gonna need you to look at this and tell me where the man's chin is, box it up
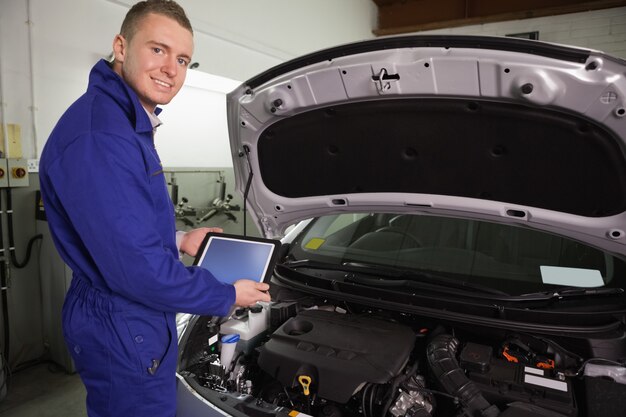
[154,94,176,106]
[142,96,173,111]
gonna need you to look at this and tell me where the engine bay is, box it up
[178,295,626,417]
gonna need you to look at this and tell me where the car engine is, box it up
[178,300,625,417]
[259,309,415,404]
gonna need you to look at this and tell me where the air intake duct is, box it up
[426,334,499,417]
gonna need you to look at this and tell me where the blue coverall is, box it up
[39,59,236,417]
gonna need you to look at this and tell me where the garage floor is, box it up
[0,363,86,416]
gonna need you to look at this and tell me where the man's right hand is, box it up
[233,280,271,307]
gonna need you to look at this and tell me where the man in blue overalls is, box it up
[39,1,270,416]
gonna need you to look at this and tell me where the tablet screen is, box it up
[193,233,280,285]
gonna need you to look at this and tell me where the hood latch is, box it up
[372,68,400,94]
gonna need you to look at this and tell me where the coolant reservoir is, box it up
[219,303,270,353]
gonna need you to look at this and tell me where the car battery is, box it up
[460,343,577,417]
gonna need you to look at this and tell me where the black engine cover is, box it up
[258,310,415,403]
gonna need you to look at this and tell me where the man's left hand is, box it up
[180,227,223,256]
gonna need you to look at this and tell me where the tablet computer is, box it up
[193,232,281,285]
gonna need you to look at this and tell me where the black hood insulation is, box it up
[257,98,626,217]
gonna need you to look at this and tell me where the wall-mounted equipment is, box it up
[7,159,28,187]
[0,158,30,188]
[0,159,8,188]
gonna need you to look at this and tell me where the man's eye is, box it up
[178,58,189,66]
[153,47,162,54]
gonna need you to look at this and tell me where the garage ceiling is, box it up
[373,0,626,35]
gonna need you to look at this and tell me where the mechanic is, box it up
[38,1,270,416]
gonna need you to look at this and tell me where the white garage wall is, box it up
[155,70,240,168]
[416,6,626,58]
[168,0,379,79]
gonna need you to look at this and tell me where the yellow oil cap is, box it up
[297,375,312,396]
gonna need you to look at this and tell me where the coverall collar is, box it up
[144,108,163,131]
[89,59,162,135]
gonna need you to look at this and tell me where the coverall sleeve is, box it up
[46,132,236,315]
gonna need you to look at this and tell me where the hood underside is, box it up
[257,98,626,217]
[226,35,626,254]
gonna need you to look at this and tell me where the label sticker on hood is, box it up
[304,238,325,250]
[540,266,604,287]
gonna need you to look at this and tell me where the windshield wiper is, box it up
[282,259,509,296]
[282,260,624,302]
[517,286,624,301]
[343,261,512,296]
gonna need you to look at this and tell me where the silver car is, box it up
[177,35,626,417]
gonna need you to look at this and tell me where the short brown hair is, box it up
[120,0,193,41]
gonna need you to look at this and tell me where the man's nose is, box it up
[162,56,178,77]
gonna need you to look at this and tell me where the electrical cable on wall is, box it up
[5,190,42,269]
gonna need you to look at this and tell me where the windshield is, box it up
[286,213,626,296]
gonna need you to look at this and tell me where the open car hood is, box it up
[227,35,626,254]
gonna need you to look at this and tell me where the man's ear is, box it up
[112,34,126,63]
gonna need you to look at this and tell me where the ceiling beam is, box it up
[373,0,626,36]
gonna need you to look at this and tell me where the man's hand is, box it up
[180,227,223,257]
[233,280,271,307]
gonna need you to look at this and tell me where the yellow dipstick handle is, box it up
[298,375,312,396]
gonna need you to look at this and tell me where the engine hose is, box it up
[361,383,372,417]
[426,334,500,417]
[6,189,42,268]
[366,383,377,417]
[381,377,402,417]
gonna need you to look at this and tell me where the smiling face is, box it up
[111,12,193,111]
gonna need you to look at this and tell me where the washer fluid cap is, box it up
[222,334,240,344]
